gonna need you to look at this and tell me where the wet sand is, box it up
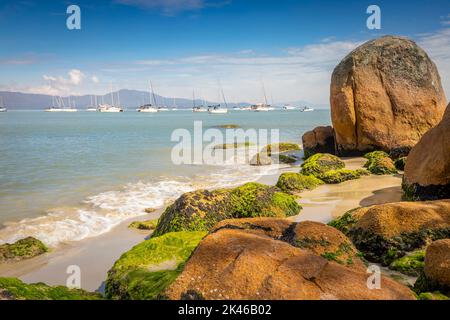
[0,157,404,292]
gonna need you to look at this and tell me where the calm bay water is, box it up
[0,109,330,246]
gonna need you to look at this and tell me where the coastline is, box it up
[0,157,404,292]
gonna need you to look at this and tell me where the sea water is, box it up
[0,109,330,246]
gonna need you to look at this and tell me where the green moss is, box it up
[320,242,355,265]
[264,142,301,155]
[394,157,406,171]
[276,172,323,193]
[363,151,397,175]
[418,292,449,300]
[0,237,48,262]
[319,168,369,184]
[128,219,159,230]
[389,250,425,276]
[0,277,102,300]
[327,209,360,235]
[105,231,206,300]
[301,153,345,177]
[278,154,297,164]
[213,142,253,149]
[295,237,331,249]
[153,182,301,237]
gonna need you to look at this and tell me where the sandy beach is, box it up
[0,157,404,292]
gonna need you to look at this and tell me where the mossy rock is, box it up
[319,168,369,184]
[0,277,102,300]
[263,142,301,155]
[0,237,48,262]
[249,152,272,166]
[417,291,449,300]
[276,172,323,193]
[363,151,397,175]
[389,250,425,276]
[213,142,253,149]
[301,153,345,177]
[394,157,406,171]
[153,182,301,237]
[213,124,241,129]
[128,219,159,230]
[278,154,298,164]
[414,271,450,296]
[327,209,361,235]
[105,231,206,300]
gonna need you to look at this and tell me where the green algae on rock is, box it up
[278,154,298,164]
[417,291,449,300]
[0,277,102,300]
[263,142,301,155]
[0,237,48,263]
[394,157,407,171]
[389,250,425,276]
[128,219,159,230]
[276,172,323,193]
[319,168,369,184]
[301,153,345,177]
[105,231,206,300]
[153,182,301,237]
[363,151,398,175]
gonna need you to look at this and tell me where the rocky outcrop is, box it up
[0,237,48,263]
[128,219,158,230]
[105,231,206,300]
[414,239,450,295]
[302,126,335,158]
[249,152,272,166]
[0,277,102,300]
[330,36,446,156]
[152,182,301,237]
[276,172,323,193]
[328,200,450,265]
[164,218,415,300]
[403,103,450,200]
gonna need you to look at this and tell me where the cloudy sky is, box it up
[0,0,449,105]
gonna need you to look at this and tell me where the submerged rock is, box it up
[302,126,335,158]
[249,152,272,166]
[105,231,206,300]
[0,277,102,300]
[0,237,48,263]
[330,36,446,156]
[263,142,301,154]
[164,218,414,300]
[363,151,397,175]
[328,200,450,265]
[403,103,450,201]
[128,219,159,231]
[152,182,301,237]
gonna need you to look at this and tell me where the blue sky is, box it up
[0,0,449,104]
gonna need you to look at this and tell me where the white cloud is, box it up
[38,69,87,96]
[91,75,99,83]
[115,0,224,15]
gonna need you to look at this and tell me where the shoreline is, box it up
[0,157,404,292]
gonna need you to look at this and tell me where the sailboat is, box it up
[208,84,228,114]
[301,106,314,112]
[98,84,123,112]
[0,96,7,112]
[252,82,272,112]
[192,90,207,112]
[283,104,296,110]
[45,96,64,112]
[137,83,158,113]
[86,95,98,112]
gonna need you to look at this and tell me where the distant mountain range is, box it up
[0,89,328,110]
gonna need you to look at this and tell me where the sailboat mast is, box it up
[110,82,115,106]
[150,82,157,107]
[192,90,196,108]
[262,82,268,105]
[220,83,228,108]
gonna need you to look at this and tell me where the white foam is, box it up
[0,158,285,247]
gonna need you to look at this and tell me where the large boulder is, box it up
[329,200,450,265]
[403,103,450,200]
[164,218,414,300]
[330,36,446,156]
[302,126,335,158]
[152,182,301,237]
[414,239,450,294]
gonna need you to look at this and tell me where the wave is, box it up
[0,158,283,247]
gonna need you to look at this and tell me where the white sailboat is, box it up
[192,90,207,112]
[301,106,314,112]
[0,96,7,112]
[45,96,64,112]
[63,96,78,112]
[283,104,296,110]
[137,83,158,113]
[86,95,98,112]
[98,84,123,112]
[252,82,273,112]
[208,84,228,114]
